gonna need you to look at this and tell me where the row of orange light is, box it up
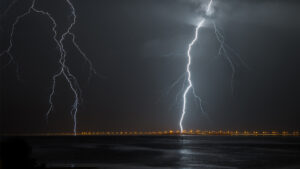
[2,130,299,136]
[76,130,300,136]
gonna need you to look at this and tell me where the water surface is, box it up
[22,136,300,168]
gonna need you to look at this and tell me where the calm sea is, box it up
[15,136,300,168]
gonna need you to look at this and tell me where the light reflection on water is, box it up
[24,136,300,169]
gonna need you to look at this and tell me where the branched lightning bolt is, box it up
[179,0,212,133]
[180,19,205,133]
[213,21,249,93]
[1,0,96,135]
[213,22,236,92]
[179,0,247,132]
[0,0,34,75]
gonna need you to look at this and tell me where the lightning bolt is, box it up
[179,0,248,132]
[1,0,96,135]
[179,0,213,133]
[213,21,249,93]
[179,19,205,133]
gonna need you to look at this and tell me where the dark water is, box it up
[18,136,300,168]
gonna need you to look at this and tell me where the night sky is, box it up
[1,0,300,133]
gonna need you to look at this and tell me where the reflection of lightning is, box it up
[1,0,96,135]
[179,0,212,133]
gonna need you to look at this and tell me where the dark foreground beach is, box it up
[1,136,300,169]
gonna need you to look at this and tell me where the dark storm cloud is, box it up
[142,0,300,58]
[215,0,300,29]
